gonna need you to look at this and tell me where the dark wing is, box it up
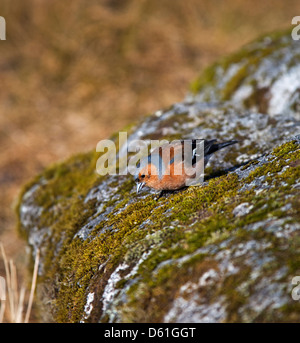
[150,139,237,168]
[204,139,218,156]
[205,140,238,155]
[190,139,216,165]
[192,139,238,165]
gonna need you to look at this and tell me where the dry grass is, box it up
[0,243,39,323]
[0,0,299,321]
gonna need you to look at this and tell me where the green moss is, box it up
[245,141,300,185]
[272,140,299,158]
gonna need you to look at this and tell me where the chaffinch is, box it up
[134,139,238,195]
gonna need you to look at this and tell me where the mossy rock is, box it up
[17,31,300,323]
[189,30,300,119]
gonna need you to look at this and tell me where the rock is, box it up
[232,203,254,217]
[17,31,300,323]
[188,31,300,120]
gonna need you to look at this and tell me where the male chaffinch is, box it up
[134,139,238,195]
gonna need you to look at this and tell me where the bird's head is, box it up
[134,162,160,193]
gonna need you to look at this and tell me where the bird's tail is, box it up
[208,140,238,155]
[216,140,238,150]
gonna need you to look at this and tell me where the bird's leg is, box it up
[154,190,166,201]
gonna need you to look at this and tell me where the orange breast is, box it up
[146,163,190,190]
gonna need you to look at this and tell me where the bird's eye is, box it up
[141,174,145,179]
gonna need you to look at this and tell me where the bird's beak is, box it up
[136,182,145,194]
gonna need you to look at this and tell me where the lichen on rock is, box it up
[17,31,300,323]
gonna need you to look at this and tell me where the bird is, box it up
[134,139,238,196]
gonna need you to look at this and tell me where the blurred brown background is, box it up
[0,0,299,319]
